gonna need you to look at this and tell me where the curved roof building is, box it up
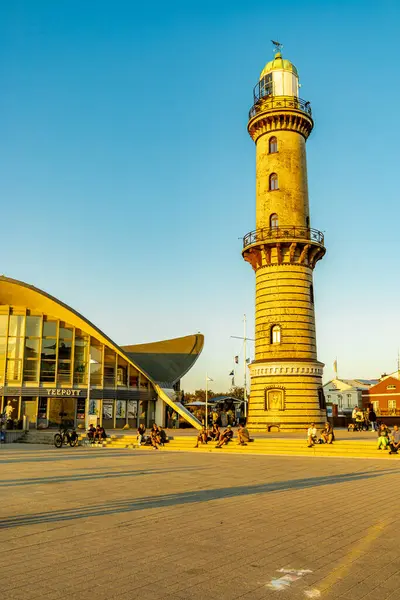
[0,276,203,430]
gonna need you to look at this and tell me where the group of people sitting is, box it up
[87,424,107,444]
[376,423,400,454]
[307,422,335,447]
[195,423,251,448]
[137,423,168,449]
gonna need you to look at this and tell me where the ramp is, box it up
[156,387,202,430]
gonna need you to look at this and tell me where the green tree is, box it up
[229,386,245,401]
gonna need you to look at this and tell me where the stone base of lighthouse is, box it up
[247,360,326,432]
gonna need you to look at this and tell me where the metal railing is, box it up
[243,226,324,249]
[249,95,312,120]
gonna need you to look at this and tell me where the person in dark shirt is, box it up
[87,424,96,443]
[216,425,233,448]
[210,423,220,442]
[93,426,102,444]
[368,408,377,431]
[389,425,400,455]
[159,428,168,446]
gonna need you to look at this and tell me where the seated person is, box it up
[307,423,318,447]
[137,424,146,446]
[377,423,391,450]
[209,423,220,441]
[389,425,400,455]
[150,424,161,449]
[216,425,233,448]
[320,422,334,444]
[93,426,102,444]
[87,424,96,443]
[237,423,250,445]
[159,427,168,446]
[99,426,107,441]
[194,426,209,448]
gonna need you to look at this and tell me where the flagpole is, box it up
[205,373,208,429]
[243,314,247,420]
[86,352,91,430]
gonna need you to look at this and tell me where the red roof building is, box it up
[362,376,400,417]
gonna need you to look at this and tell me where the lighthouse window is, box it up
[310,285,314,304]
[270,213,279,228]
[269,173,278,191]
[269,137,278,154]
[270,325,281,344]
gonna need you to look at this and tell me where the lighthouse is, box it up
[243,46,326,431]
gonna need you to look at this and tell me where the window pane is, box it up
[74,336,88,385]
[25,338,40,359]
[58,361,71,383]
[7,359,22,382]
[0,315,8,336]
[90,339,102,364]
[40,360,56,383]
[8,315,25,337]
[43,320,57,338]
[90,361,102,385]
[24,360,39,382]
[104,348,115,386]
[7,338,24,359]
[0,337,6,358]
[117,366,127,385]
[41,339,57,359]
[59,324,73,339]
[26,316,42,338]
[58,340,72,361]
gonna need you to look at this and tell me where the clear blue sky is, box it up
[1,0,399,393]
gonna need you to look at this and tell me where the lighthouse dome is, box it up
[257,52,299,98]
[260,52,298,79]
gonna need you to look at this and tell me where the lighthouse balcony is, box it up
[243,226,324,250]
[249,95,312,120]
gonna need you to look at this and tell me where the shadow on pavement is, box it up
[1,468,398,529]
[0,466,205,487]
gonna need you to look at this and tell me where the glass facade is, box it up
[0,307,156,429]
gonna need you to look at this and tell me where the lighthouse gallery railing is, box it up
[243,226,324,249]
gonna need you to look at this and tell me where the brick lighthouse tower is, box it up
[242,45,326,431]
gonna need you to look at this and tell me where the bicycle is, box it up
[54,427,78,448]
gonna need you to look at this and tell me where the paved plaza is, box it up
[1,445,400,599]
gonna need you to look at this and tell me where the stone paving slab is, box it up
[0,445,399,599]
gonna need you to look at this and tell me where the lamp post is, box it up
[85,355,98,429]
[205,375,213,429]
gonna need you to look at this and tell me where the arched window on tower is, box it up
[310,285,314,304]
[269,173,278,191]
[269,136,278,154]
[270,325,281,344]
[270,213,279,228]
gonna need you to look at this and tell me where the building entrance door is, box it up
[48,397,76,428]
[21,398,37,428]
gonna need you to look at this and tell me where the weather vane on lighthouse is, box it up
[271,40,283,53]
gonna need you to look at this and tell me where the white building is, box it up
[323,378,378,412]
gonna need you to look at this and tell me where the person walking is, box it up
[352,406,358,428]
[368,407,377,431]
